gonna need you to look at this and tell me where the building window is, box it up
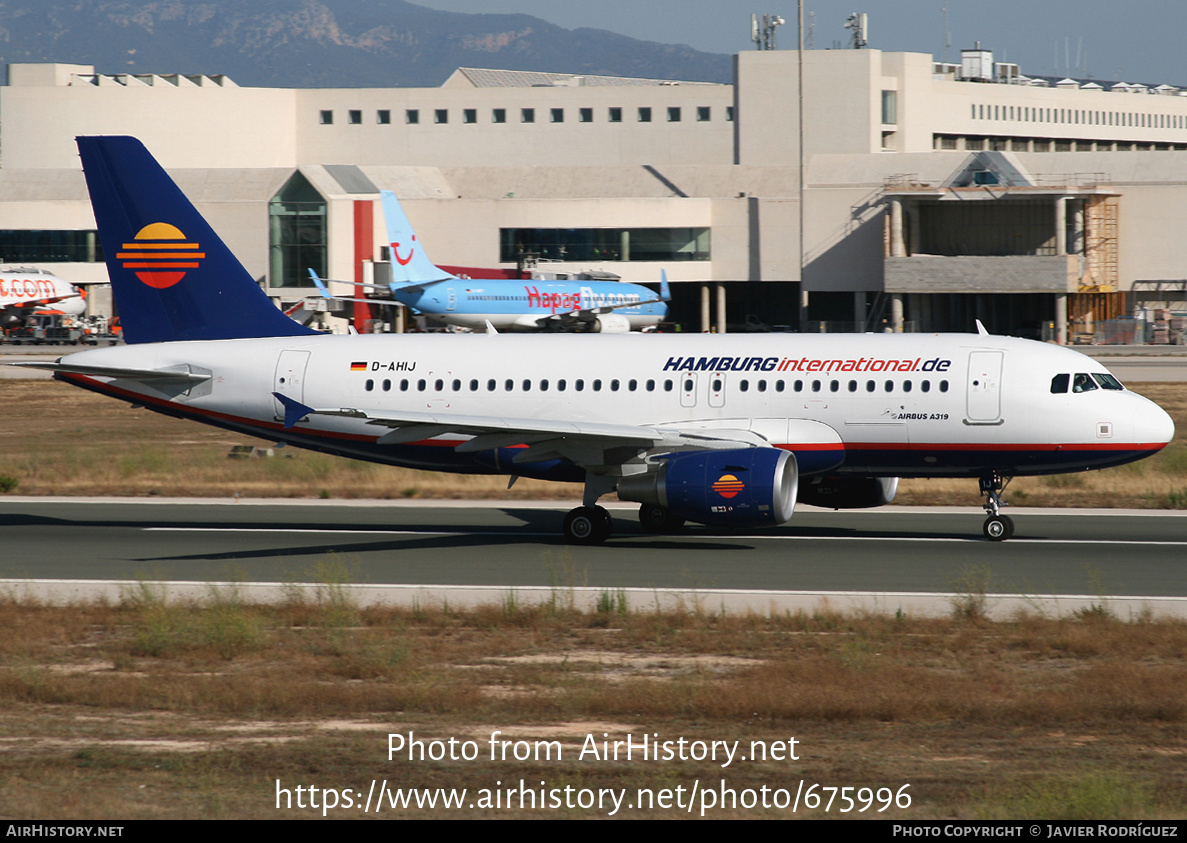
[501,227,710,263]
[268,171,326,288]
[725,106,735,121]
[608,107,622,123]
[492,108,506,124]
[319,110,333,125]
[667,107,681,122]
[881,90,897,125]
[579,107,593,123]
[463,108,477,124]
[521,108,535,123]
[551,108,564,123]
[406,109,419,124]
[348,109,362,125]
[638,107,652,122]
[0,230,103,263]
[697,106,711,122]
[377,110,391,124]
[434,109,448,124]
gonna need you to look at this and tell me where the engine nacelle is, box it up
[797,476,899,509]
[591,313,631,333]
[617,448,798,527]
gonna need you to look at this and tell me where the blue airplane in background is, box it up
[312,190,670,333]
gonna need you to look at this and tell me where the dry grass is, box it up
[0,590,1184,819]
[0,380,1184,506]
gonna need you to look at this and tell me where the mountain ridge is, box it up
[0,0,732,87]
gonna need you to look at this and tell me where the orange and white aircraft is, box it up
[0,269,85,329]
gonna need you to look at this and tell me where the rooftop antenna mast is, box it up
[942,3,950,63]
[751,13,785,50]
[845,12,868,49]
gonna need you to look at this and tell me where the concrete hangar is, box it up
[2,44,1187,341]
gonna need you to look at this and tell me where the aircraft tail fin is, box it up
[381,190,456,286]
[76,135,317,344]
[660,270,671,302]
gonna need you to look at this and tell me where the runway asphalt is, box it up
[2,498,1184,618]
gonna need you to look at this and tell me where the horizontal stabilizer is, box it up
[7,361,211,384]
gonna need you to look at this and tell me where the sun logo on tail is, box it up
[117,222,205,289]
[713,474,745,499]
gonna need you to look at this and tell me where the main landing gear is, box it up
[562,505,613,545]
[979,471,1014,542]
[638,504,686,534]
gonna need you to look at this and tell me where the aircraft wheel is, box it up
[983,515,1014,542]
[638,504,685,533]
[563,506,611,545]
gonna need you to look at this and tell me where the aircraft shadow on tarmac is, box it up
[0,508,970,567]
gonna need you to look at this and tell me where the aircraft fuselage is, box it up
[53,332,1174,482]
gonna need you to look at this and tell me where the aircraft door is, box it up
[273,349,311,419]
[446,287,457,312]
[966,351,1003,423]
[680,372,697,408]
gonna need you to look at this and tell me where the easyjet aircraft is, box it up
[310,190,670,333]
[17,137,1176,544]
[0,269,85,329]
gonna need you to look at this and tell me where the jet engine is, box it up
[797,476,899,509]
[617,447,797,527]
[590,313,631,333]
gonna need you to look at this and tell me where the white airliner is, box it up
[0,269,85,330]
[16,137,1176,544]
[310,190,670,333]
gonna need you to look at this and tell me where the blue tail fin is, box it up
[381,190,455,286]
[77,136,317,344]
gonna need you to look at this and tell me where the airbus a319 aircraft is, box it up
[312,190,670,333]
[18,137,1176,544]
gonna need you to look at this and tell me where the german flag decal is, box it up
[712,474,745,499]
[350,361,367,372]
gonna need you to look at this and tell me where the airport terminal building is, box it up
[2,45,1187,340]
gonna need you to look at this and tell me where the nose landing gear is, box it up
[979,471,1014,541]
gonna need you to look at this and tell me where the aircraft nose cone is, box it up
[1139,401,1176,447]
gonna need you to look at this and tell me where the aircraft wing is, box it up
[536,271,671,329]
[308,269,439,304]
[272,392,766,469]
[8,361,211,384]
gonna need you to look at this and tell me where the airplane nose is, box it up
[1138,400,1176,448]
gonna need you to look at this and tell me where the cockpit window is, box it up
[1050,373,1069,394]
[1071,373,1098,393]
[1093,373,1124,391]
